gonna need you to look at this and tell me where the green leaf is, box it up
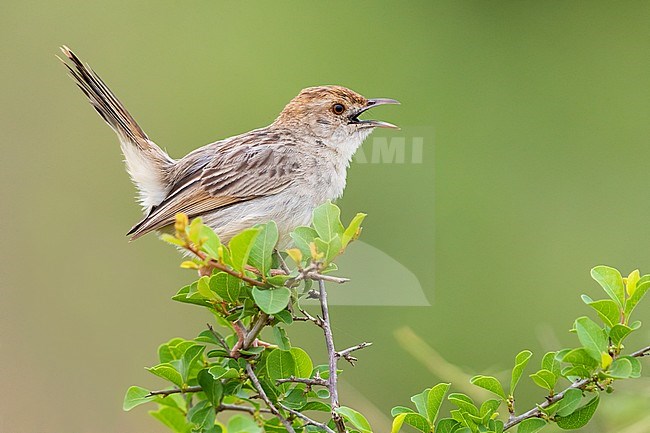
[300,401,331,412]
[197,276,218,300]
[590,266,625,308]
[480,399,501,419]
[541,351,561,377]
[583,298,621,328]
[341,213,367,248]
[410,388,430,418]
[274,309,293,325]
[207,366,240,380]
[529,369,557,391]
[209,272,242,303]
[312,202,345,242]
[435,419,461,433]
[314,235,343,263]
[619,355,642,378]
[624,277,650,318]
[266,348,296,381]
[228,227,262,271]
[392,413,430,433]
[248,221,278,275]
[447,393,479,416]
[556,395,599,430]
[199,225,221,259]
[272,326,291,350]
[252,287,291,314]
[517,418,546,433]
[149,406,193,433]
[123,386,155,411]
[180,344,205,383]
[227,414,263,433]
[147,363,184,388]
[470,375,506,399]
[561,365,593,379]
[158,338,194,363]
[391,406,416,416]
[609,324,634,345]
[195,329,226,347]
[188,400,216,431]
[510,350,532,395]
[336,406,372,433]
[290,226,318,257]
[426,383,451,424]
[197,369,223,406]
[172,284,212,307]
[290,347,313,378]
[561,348,598,368]
[607,357,633,378]
[574,316,607,362]
[554,388,583,417]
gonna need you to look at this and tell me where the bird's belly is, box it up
[200,192,316,247]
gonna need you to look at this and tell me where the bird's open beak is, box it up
[349,98,400,129]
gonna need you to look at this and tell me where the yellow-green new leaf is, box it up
[342,212,367,248]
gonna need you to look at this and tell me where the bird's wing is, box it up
[127,140,301,239]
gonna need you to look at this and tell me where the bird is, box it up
[60,46,399,245]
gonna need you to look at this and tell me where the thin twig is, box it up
[275,249,291,274]
[318,279,346,433]
[307,273,350,284]
[279,403,337,433]
[630,345,650,358]
[276,376,329,387]
[218,403,272,414]
[245,363,296,433]
[503,343,650,430]
[336,342,372,366]
[187,245,267,287]
[207,323,229,350]
[294,308,323,327]
[147,385,203,397]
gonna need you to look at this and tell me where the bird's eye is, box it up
[332,103,345,115]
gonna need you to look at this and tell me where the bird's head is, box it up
[274,86,399,151]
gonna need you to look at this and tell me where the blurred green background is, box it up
[1,1,649,432]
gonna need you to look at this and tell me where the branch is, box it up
[318,279,346,433]
[245,363,296,433]
[503,344,650,430]
[147,386,202,397]
[218,403,272,414]
[630,345,650,358]
[276,375,329,387]
[187,244,267,287]
[243,313,270,348]
[279,402,337,433]
[336,342,372,366]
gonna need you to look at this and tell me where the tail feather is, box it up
[60,46,174,209]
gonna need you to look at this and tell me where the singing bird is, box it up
[60,47,399,244]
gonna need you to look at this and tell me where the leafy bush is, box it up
[122,203,649,433]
